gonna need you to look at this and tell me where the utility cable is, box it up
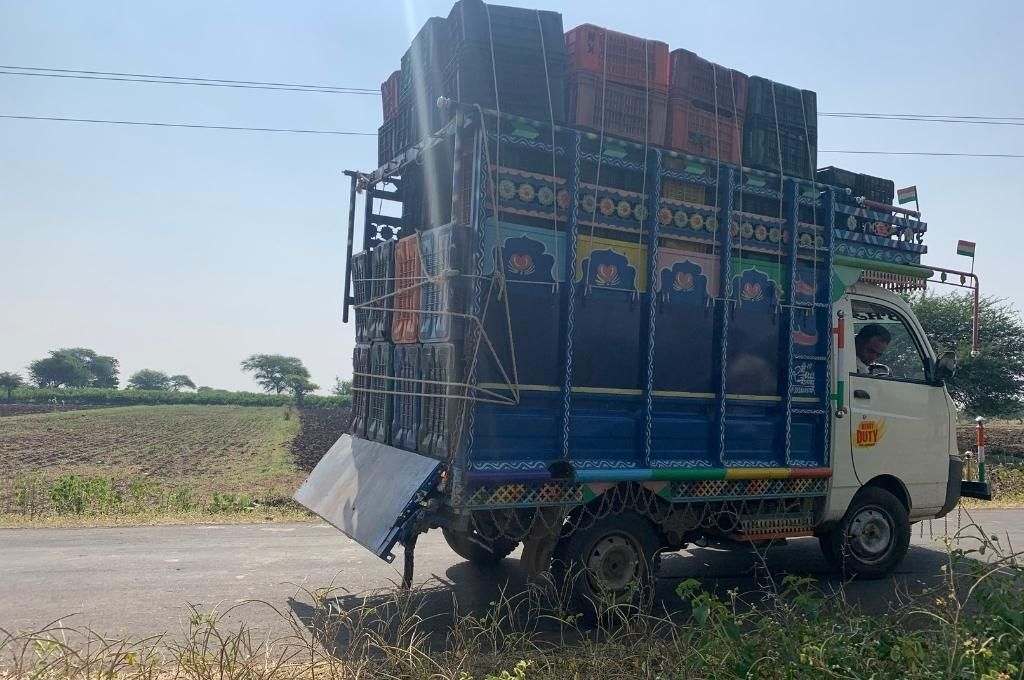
[3,114,1023,157]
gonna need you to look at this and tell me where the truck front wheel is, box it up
[821,487,910,579]
[442,527,517,567]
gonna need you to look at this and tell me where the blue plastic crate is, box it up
[419,223,475,343]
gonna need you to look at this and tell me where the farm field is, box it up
[0,404,351,525]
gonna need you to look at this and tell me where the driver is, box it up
[855,324,891,374]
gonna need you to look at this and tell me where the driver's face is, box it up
[857,337,889,365]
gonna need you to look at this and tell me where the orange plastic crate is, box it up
[391,233,421,344]
[565,24,669,91]
[666,99,743,166]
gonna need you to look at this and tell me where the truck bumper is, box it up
[937,456,964,518]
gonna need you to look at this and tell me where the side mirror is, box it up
[934,351,958,383]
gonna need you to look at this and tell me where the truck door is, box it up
[846,297,949,513]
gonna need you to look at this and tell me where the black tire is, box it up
[442,527,517,567]
[551,512,661,621]
[823,487,910,579]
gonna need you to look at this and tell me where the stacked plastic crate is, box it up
[381,0,568,167]
[350,250,372,436]
[666,49,747,167]
[742,76,818,179]
[417,224,475,458]
[565,24,669,146]
[366,241,395,443]
[378,70,401,166]
[816,166,896,231]
[390,234,421,451]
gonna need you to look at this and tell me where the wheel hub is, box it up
[847,507,893,563]
[587,534,640,593]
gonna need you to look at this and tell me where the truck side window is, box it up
[851,300,927,382]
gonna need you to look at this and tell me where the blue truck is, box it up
[297,3,990,610]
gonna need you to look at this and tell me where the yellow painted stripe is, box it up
[726,394,783,402]
[792,396,820,403]
[725,468,793,480]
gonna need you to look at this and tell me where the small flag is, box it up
[957,240,976,258]
[897,186,918,204]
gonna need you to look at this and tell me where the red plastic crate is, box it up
[667,99,743,165]
[565,24,669,91]
[392,234,421,344]
[381,70,401,121]
[669,49,748,114]
[568,70,667,146]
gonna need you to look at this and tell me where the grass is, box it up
[1,521,1022,679]
[0,405,313,526]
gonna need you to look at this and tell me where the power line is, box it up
[4,113,1022,158]
[821,111,1024,121]
[0,67,378,95]
[820,149,1024,158]
[0,114,377,136]
[7,66,1024,128]
[820,112,1024,127]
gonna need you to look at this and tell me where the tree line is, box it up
[1,350,351,407]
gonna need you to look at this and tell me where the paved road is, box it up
[2,508,1019,641]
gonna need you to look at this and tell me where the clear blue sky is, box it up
[2,1,1022,392]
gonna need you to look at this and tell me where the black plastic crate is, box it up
[742,121,818,180]
[400,17,450,100]
[367,342,394,444]
[445,41,567,123]
[352,250,371,343]
[817,166,895,206]
[448,0,565,57]
[369,240,395,342]
[378,118,396,167]
[350,344,371,438]
[390,344,421,451]
[746,77,817,131]
[855,173,895,205]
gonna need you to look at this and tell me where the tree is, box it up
[332,377,353,399]
[27,348,119,388]
[0,372,23,401]
[241,354,310,394]
[286,374,319,406]
[169,374,197,391]
[127,369,171,391]
[29,354,93,388]
[910,293,1024,417]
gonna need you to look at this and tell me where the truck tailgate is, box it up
[293,434,440,562]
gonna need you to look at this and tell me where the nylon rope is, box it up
[582,28,611,296]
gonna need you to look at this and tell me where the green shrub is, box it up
[49,474,120,515]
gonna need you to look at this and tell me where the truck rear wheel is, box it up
[442,527,517,567]
[822,487,910,579]
[552,512,660,621]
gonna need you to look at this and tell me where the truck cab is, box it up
[827,282,962,527]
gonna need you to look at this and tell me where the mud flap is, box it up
[293,434,440,562]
